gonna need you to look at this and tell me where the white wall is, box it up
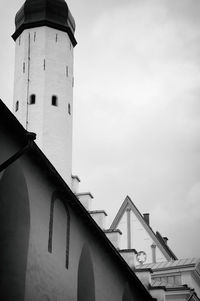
[13,27,74,186]
[117,210,167,263]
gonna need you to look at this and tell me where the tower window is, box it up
[23,62,25,73]
[15,101,19,112]
[34,32,36,42]
[68,103,71,115]
[56,34,58,42]
[66,66,69,77]
[19,36,21,45]
[30,94,36,104]
[52,95,58,106]
[43,59,46,70]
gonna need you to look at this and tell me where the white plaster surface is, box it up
[117,210,168,263]
[71,177,80,194]
[13,27,74,187]
[90,212,107,229]
[77,194,93,211]
[105,232,121,249]
[21,155,147,301]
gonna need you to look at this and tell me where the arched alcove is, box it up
[0,161,30,301]
[77,244,95,301]
[48,191,70,268]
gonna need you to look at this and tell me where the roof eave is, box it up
[12,21,77,46]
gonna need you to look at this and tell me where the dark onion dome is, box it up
[12,0,77,46]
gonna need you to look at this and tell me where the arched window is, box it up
[15,101,19,112]
[52,95,58,106]
[0,161,30,299]
[30,94,36,104]
[48,192,70,268]
[78,245,95,301]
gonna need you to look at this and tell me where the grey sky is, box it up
[1,0,200,258]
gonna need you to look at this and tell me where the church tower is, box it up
[12,0,77,186]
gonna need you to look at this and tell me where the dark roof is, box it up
[104,229,122,234]
[0,99,155,300]
[89,210,108,216]
[71,175,80,182]
[76,192,94,199]
[12,0,77,46]
[110,196,177,260]
[120,249,138,254]
[156,231,178,260]
[136,258,200,271]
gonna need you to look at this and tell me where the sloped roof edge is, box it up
[110,195,177,260]
[0,99,155,300]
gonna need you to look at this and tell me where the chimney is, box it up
[119,249,137,269]
[104,229,122,249]
[90,210,107,229]
[76,192,93,211]
[135,268,152,289]
[163,237,168,245]
[71,175,80,194]
[143,213,150,226]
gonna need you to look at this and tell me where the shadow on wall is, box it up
[0,161,30,301]
[48,191,70,268]
[78,244,95,301]
[122,283,134,301]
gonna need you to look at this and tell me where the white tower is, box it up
[12,0,77,187]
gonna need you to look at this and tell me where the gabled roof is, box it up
[0,99,155,300]
[110,196,177,260]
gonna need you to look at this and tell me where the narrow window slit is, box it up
[68,103,71,115]
[30,94,36,104]
[15,101,19,112]
[52,95,58,106]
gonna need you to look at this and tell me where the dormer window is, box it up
[30,94,36,104]
[52,95,58,106]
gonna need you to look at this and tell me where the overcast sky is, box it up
[1,0,200,259]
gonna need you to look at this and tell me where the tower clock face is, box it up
[136,251,147,264]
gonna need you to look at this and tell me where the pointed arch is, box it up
[77,244,95,301]
[48,191,70,268]
[0,161,30,300]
